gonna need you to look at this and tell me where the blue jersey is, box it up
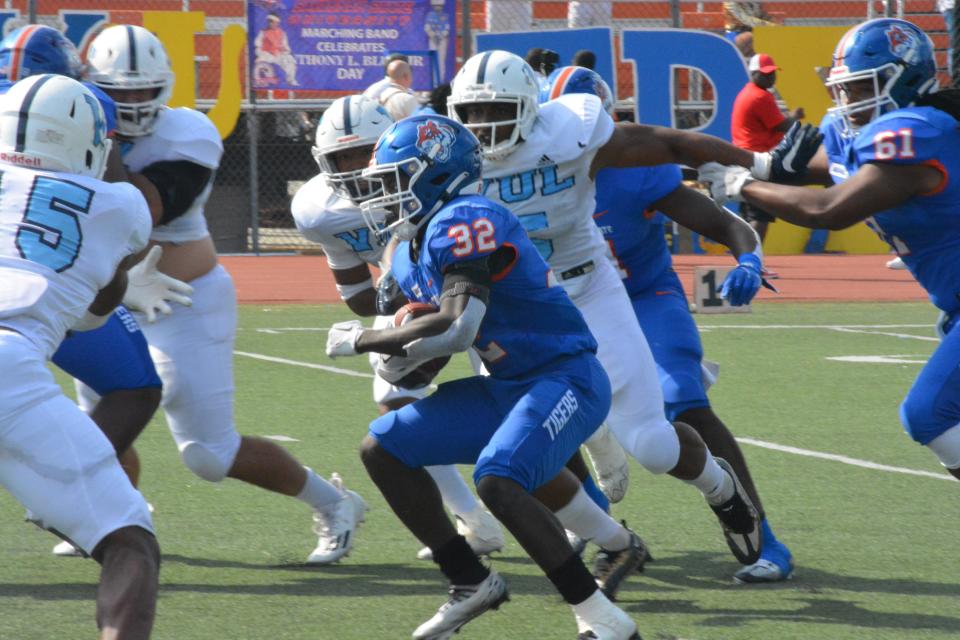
[822,107,960,314]
[593,164,683,295]
[0,79,116,133]
[391,194,597,379]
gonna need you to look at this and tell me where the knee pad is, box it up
[612,418,680,475]
[180,441,233,482]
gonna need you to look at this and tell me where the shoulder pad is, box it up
[149,107,223,168]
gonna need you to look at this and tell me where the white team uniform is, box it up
[0,164,155,553]
[77,106,241,480]
[292,175,431,405]
[481,94,681,474]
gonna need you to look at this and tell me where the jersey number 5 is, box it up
[448,218,496,257]
[14,175,93,272]
[873,129,915,161]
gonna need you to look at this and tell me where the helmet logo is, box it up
[886,24,920,63]
[416,119,456,162]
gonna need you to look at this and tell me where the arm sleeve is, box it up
[139,160,214,225]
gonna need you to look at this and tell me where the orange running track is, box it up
[221,254,927,305]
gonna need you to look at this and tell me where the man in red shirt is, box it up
[730,53,804,240]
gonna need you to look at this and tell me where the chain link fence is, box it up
[13,0,958,252]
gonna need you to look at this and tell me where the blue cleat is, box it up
[733,520,794,584]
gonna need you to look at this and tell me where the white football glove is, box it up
[123,245,194,323]
[326,320,364,358]
[697,162,755,205]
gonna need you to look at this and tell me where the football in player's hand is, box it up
[377,303,451,389]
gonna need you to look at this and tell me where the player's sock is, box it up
[433,534,490,585]
[297,467,344,511]
[555,487,630,551]
[581,474,610,513]
[426,465,479,515]
[686,455,734,505]
[547,553,600,605]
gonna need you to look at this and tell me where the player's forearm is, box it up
[659,127,756,170]
[742,182,840,229]
[355,312,455,356]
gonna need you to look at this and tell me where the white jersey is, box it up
[291,175,387,270]
[480,93,614,275]
[121,107,223,243]
[0,164,151,357]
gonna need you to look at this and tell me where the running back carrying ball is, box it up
[376,303,451,389]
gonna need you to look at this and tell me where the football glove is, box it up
[326,320,364,358]
[698,162,755,205]
[752,122,823,182]
[375,270,405,316]
[720,253,762,306]
[122,245,194,323]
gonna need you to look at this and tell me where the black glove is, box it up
[768,122,823,183]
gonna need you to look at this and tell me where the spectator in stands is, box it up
[734,31,755,59]
[572,49,597,70]
[416,83,451,116]
[366,58,419,121]
[363,53,410,103]
[730,53,804,241]
[541,49,560,77]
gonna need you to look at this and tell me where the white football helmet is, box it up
[86,25,173,137]
[313,94,394,205]
[447,50,539,160]
[0,74,111,178]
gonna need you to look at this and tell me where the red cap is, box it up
[748,53,778,74]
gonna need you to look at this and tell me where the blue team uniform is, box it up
[370,195,611,491]
[823,106,960,444]
[0,80,159,396]
[593,164,710,421]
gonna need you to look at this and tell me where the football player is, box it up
[446,51,814,568]
[700,18,960,485]
[0,23,193,557]
[292,94,505,560]
[542,66,795,583]
[327,114,642,640]
[85,25,365,565]
[0,74,158,639]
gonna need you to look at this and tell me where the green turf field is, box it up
[2,301,958,640]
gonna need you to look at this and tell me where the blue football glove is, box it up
[720,253,763,306]
[766,122,823,183]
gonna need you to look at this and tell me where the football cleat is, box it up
[734,539,795,584]
[592,527,651,601]
[52,540,83,557]
[886,256,907,270]
[709,458,762,565]
[306,473,368,565]
[412,569,509,639]
[583,425,629,503]
[575,607,642,639]
[417,508,505,561]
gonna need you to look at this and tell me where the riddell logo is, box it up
[0,152,40,166]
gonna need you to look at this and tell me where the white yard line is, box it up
[828,327,939,342]
[736,438,953,481]
[233,350,374,379]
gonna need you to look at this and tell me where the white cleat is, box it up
[306,473,368,565]
[412,569,509,639]
[583,425,630,503]
[886,256,907,270]
[417,508,505,561]
[575,606,642,639]
[52,540,83,557]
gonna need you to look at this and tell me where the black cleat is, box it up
[592,525,651,601]
[709,458,762,565]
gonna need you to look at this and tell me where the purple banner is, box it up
[249,0,455,92]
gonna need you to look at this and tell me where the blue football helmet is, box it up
[0,25,82,81]
[539,66,614,115]
[361,115,483,241]
[826,18,937,136]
